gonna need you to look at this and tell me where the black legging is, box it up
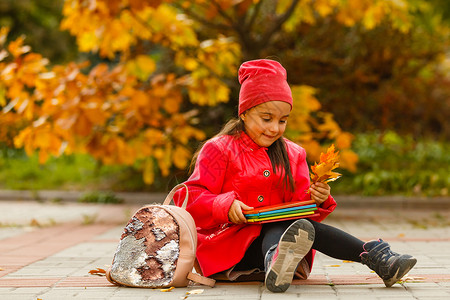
[234,219,365,271]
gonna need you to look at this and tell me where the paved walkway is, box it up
[0,197,449,299]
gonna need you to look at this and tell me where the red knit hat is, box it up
[238,59,293,116]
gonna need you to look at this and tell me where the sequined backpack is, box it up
[106,183,215,288]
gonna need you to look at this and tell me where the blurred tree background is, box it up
[0,0,77,63]
[0,0,448,196]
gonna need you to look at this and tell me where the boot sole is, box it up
[383,256,417,287]
[265,219,315,293]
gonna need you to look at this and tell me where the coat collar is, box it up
[239,131,267,152]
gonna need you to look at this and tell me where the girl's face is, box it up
[241,101,291,148]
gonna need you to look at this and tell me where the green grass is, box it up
[78,191,124,204]
[331,131,450,196]
[0,131,448,197]
[0,148,130,191]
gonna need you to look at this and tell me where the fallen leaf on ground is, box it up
[342,260,354,263]
[398,275,425,283]
[160,286,175,292]
[186,289,204,295]
[0,267,4,271]
[30,219,41,227]
[88,268,106,276]
[324,264,341,267]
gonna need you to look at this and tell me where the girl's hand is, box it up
[228,200,253,224]
[309,182,331,206]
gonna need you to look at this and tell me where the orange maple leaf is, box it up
[88,268,106,276]
[310,144,341,184]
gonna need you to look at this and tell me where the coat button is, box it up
[258,195,264,202]
[263,170,271,177]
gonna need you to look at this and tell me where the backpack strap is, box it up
[105,267,121,286]
[106,267,216,288]
[162,184,216,287]
[187,272,216,287]
[163,183,189,208]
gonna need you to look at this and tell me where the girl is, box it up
[174,59,416,293]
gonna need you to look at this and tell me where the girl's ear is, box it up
[240,113,246,122]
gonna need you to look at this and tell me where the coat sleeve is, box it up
[174,140,237,229]
[289,145,337,222]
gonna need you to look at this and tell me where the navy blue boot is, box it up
[360,239,417,287]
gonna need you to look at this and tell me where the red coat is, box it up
[174,132,336,277]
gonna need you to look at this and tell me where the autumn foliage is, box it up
[310,144,341,184]
[2,0,440,186]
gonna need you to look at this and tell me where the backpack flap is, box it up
[107,183,215,288]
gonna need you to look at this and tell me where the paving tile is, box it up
[0,224,115,279]
[0,296,41,300]
[110,286,197,299]
[292,274,329,285]
[0,277,60,287]
[57,276,115,287]
[1,200,450,299]
[2,286,50,300]
[108,297,148,300]
[51,242,117,258]
[92,226,124,241]
[0,228,26,241]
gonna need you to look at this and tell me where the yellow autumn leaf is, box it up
[173,145,191,169]
[318,113,341,139]
[73,113,92,137]
[338,149,359,173]
[335,132,354,149]
[7,37,31,58]
[325,265,341,267]
[310,144,341,184]
[161,144,172,176]
[116,138,136,165]
[301,140,322,163]
[0,85,6,106]
[399,275,425,283]
[88,268,106,276]
[163,92,182,114]
[78,31,99,53]
[186,289,204,295]
[126,55,156,81]
[184,57,198,71]
[291,85,321,113]
[314,0,338,17]
[143,158,155,184]
[38,149,49,164]
[154,144,172,177]
[136,55,156,73]
[0,26,9,46]
[174,125,206,145]
[131,90,150,107]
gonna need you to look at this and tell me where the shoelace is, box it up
[363,242,398,277]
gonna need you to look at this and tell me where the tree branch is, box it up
[211,0,236,25]
[172,2,233,32]
[245,0,264,32]
[258,0,300,49]
[210,0,254,50]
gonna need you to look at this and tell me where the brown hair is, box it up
[190,118,295,192]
